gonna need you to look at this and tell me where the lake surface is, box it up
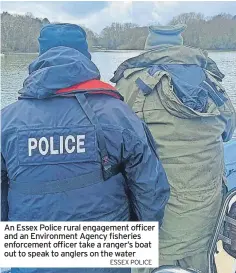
[1,50,236,136]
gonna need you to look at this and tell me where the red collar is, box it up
[56,79,122,100]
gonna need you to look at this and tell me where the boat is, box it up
[224,139,236,192]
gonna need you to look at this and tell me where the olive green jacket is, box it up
[112,46,236,260]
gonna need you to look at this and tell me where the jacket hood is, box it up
[111,45,224,83]
[19,46,100,99]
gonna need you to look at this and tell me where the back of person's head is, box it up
[38,23,91,59]
[144,24,187,50]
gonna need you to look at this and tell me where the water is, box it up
[1,51,236,136]
[1,50,236,106]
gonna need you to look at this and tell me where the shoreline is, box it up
[1,49,236,55]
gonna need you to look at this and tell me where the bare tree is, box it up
[1,12,236,53]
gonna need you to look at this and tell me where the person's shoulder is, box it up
[1,100,20,118]
[92,95,146,139]
[2,99,28,114]
[1,100,27,129]
[93,94,136,120]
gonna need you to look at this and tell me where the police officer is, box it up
[1,23,170,273]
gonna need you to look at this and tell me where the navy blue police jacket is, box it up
[1,46,170,273]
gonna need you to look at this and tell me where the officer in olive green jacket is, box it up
[111,24,236,273]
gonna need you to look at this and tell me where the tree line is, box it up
[1,11,236,53]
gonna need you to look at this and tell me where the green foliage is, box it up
[1,12,236,53]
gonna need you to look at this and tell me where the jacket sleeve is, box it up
[1,154,9,221]
[121,122,170,224]
[220,95,236,142]
[206,71,236,142]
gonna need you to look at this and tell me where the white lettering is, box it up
[28,138,37,156]
[50,137,59,155]
[77,135,85,153]
[65,135,76,154]
[59,136,64,154]
[38,137,49,155]
[28,134,86,156]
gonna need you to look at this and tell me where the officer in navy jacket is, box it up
[1,23,170,273]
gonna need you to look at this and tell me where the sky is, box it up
[2,1,236,33]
